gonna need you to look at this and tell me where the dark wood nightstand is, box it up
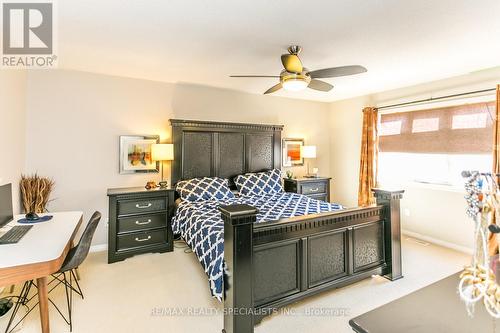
[283,177,331,202]
[107,186,174,263]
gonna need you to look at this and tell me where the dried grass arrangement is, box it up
[20,174,55,213]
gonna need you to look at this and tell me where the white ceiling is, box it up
[58,0,500,102]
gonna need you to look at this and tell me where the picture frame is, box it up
[282,138,304,167]
[119,135,160,174]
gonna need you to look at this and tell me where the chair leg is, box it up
[5,281,31,333]
[70,269,84,299]
[62,272,73,332]
[74,267,81,281]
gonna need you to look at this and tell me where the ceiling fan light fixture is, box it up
[281,71,310,92]
[282,78,309,91]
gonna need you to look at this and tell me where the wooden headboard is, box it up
[170,119,283,187]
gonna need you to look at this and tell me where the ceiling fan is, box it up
[230,45,367,94]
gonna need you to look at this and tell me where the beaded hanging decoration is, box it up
[460,171,500,318]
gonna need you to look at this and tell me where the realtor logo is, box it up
[1,1,57,68]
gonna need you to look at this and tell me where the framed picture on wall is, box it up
[119,135,160,174]
[282,138,304,167]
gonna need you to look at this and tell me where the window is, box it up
[378,101,495,188]
[412,117,439,133]
[452,113,488,129]
[379,120,402,136]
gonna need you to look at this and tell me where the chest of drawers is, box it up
[107,187,174,263]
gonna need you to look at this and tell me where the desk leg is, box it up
[37,276,50,333]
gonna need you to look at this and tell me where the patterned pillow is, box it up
[176,177,235,202]
[235,169,284,197]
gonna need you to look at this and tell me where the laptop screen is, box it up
[0,184,13,228]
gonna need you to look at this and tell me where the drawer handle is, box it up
[309,187,320,192]
[135,219,152,225]
[135,236,152,242]
[135,203,152,209]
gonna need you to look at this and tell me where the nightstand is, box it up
[107,186,174,263]
[283,177,331,202]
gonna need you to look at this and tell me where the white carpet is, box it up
[0,237,468,333]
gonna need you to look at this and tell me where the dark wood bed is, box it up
[170,119,404,333]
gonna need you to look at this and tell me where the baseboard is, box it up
[89,244,107,253]
[402,229,473,255]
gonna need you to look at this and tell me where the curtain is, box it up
[490,85,500,256]
[358,107,379,206]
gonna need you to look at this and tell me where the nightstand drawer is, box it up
[118,197,166,216]
[117,229,167,251]
[308,193,328,202]
[117,213,166,234]
[301,182,327,195]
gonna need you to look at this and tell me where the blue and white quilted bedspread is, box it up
[171,192,343,301]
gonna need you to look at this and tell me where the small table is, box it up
[0,211,83,333]
[107,187,174,263]
[349,272,499,332]
[283,177,331,202]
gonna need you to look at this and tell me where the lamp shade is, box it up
[151,143,174,161]
[301,145,317,159]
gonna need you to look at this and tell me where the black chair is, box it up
[49,211,101,331]
[3,211,101,333]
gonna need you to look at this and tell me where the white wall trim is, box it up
[402,229,473,255]
[89,244,107,253]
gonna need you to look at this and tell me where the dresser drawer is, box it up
[117,229,167,251]
[117,213,166,234]
[308,193,328,202]
[301,182,327,195]
[118,197,166,216]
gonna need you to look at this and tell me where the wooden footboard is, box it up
[220,189,404,333]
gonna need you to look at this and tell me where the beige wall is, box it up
[0,71,27,214]
[329,68,500,252]
[25,70,331,245]
[328,95,372,207]
[20,67,500,250]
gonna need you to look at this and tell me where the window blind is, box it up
[379,101,495,154]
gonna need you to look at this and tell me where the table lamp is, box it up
[151,143,174,188]
[301,145,317,178]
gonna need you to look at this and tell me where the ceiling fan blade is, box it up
[230,75,280,78]
[309,65,367,79]
[281,54,303,73]
[264,83,282,95]
[308,79,333,92]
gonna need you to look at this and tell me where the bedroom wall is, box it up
[25,70,331,246]
[329,67,500,252]
[0,71,27,214]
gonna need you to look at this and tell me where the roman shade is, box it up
[379,101,496,154]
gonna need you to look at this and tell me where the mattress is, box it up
[171,192,343,300]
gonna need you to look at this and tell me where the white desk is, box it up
[0,211,83,333]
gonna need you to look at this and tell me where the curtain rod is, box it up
[376,88,496,111]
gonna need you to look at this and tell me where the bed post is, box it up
[219,204,259,333]
[372,189,405,281]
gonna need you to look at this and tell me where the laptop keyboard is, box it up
[0,225,33,244]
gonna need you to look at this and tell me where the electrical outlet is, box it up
[404,208,411,217]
